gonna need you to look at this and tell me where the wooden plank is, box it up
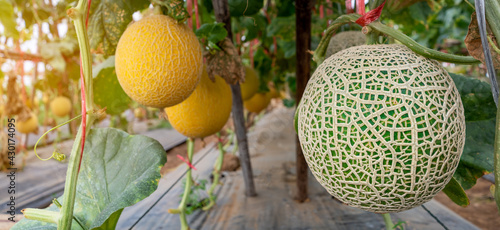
[140,129,186,150]
[127,108,479,230]
[0,128,186,215]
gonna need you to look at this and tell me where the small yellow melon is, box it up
[165,67,232,138]
[240,66,259,100]
[244,92,271,113]
[50,96,72,117]
[17,114,38,134]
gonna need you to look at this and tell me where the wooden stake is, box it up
[212,0,257,197]
[295,0,313,202]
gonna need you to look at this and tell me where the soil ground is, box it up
[435,178,500,230]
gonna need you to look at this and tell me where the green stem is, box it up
[169,138,195,230]
[382,213,394,230]
[485,0,500,45]
[488,36,500,55]
[57,0,95,229]
[313,14,480,65]
[494,94,500,212]
[366,21,480,64]
[313,14,360,64]
[203,133,225,211]
[22,209,60,224]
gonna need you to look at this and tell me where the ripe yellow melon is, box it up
[244,92,271,113]
[50,96,72,117]
[115,14,203,108]
[240,66,259,100]
[165,68,232,138]
[134,108,144,119]
[269,87,280,99]
[17,114,38,134]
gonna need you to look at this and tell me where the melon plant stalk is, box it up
[168,138,195,230]
[20,0,97,228]
[60,0,96,228]
[203,132,225,211]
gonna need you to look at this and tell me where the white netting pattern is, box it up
[325,31,367,59]
[297,44,466,213]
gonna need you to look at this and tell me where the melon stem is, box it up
[202,132,225,211]
[493,94,500,211]
[169,138,195,230]
[313,14,480,65]
[382,213,394,230]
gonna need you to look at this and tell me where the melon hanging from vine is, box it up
[296,44,466,213]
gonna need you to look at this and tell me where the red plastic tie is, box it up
[177,154,197,170]
[355,0,386,27]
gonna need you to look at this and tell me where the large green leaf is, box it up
[0,0,19,39]
[88,0,150,57]
[93,56,131,115]
[12,128,167,230]
[444,73,496,201]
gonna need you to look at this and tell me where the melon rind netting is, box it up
[325,31,367,59]
[297,44,466,213]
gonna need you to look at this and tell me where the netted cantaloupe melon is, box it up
[296,44,465,213]
[165,67,232,138]
[240,66,259,100]
[244,92,271,113]
[17,113,38,134]
[50,96,72,117]
[115,14,203,108]
[325,31,366,59]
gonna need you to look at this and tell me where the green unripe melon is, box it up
[296,44,465,213]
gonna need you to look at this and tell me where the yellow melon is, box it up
[17,114,38,134]
[165,68,232,138]
[134,108,144,119]
[269,87,280,99]
[50,96,72,117]
[244,92,271,113]
[115,14,203,108]
[240,66,259,100]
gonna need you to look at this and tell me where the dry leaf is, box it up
[464,12,500,69]
[206,37,245,85]
[5,76,32,121]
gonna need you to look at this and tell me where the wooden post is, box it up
[212,0,257,197]
[295,0,313,202]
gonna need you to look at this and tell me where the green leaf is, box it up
[283,98,295,108]
[195,23,228,47]
[277,40,296,59]
[93,56,131,115]
[228,0,263,17]
[449,73,495,191]
[267,16,295,39]
[12,128,167,230]
[276,0,295,17]
[88,0,150,57]
[0,0,19,39]
[442,177,470,207]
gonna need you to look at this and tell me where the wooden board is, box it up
[0,128,186,216]
[118,108,478,230]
